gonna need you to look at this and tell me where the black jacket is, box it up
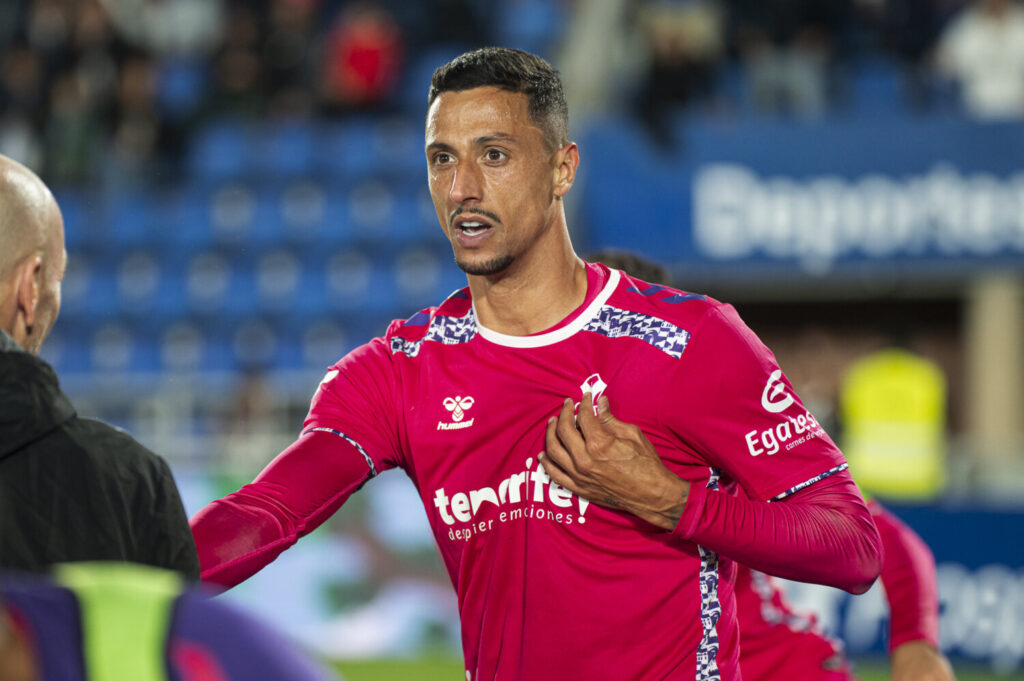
[0,330,199,579]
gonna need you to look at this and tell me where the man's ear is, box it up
[552,142,579,199]
[15,255,42,331]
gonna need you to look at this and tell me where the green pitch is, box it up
[331,657,1020,681]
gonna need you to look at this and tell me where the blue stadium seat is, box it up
[53,187,100,254]
[158,319,208,373]
[187,119,252,182]
[159,319,236,374]
[253,120,319,179]
[253,247,305,314]
[157,57,209,120]
[316,117,383,180]
[88,321,156,374]
[117,248,194,325]
[229,317,286,372]
[109,191,161,251]
[344,181,426,247]
[320,247,401,316]
[396,45,471,117]
[163,183,216,252]
[391,247,464,310]
[495,0,568,59]
[208,182,286,248]
[371,116,427,182]
[183,250,257,320]
[300,318,352,370]
[279,179,330,245]
[63,253,120,321]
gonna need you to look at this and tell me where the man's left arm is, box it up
[542,392,882,594]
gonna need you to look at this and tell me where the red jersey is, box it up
[734,564,856,681]
[300,262,856,680]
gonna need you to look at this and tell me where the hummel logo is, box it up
[438,396,476,431]
[443,396,474,422]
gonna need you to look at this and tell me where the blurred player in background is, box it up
[0,153,198,578]
[735,500,954,681]
[191,47,882,680]
[588,249,955,681]
[0,562,340,681]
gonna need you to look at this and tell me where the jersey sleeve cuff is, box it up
[672,473,710,539]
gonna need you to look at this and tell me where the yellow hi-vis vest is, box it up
[56,562,181,681]
[839,348,947,500]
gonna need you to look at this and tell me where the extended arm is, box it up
[189,430,375,587]
[872,500,955,681]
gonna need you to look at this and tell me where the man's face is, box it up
[425,87,565,276]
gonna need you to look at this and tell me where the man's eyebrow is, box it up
[425,134,519,152]
[425,141,456,153]
[477,133,517,145]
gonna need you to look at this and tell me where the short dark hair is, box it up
[428,47,569,151]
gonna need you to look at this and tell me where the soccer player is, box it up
[191,47,883,680]
[0,153,198,578]
[0,562,340,681]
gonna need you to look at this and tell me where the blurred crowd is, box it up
[2,0,1024,189]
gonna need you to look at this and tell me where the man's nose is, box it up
[450,161,483,204]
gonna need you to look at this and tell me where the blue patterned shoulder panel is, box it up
[390,309,479,358]
[582,305,691,359]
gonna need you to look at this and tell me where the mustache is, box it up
[449,207,503,226]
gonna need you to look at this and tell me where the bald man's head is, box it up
[0,154,66,354]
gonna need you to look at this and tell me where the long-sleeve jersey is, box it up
[192,262,882,680]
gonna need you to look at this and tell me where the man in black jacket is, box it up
[0,153,199,579]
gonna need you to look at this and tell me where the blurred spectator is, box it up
[1,44,47,118]
[935,0,1024,119]
[0,44,46,167]
[388,0,491,54]
[850,0,953,110]
[105,53,167,187]
[41,68,101,184]
[318,2,404,115]
[190,4,268,124]
[264,0,320,118]
[633,0,725,147]
[100,0,223,58]
[727,0,850,117]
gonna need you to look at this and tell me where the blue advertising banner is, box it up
[782,502,1024,673]
[578,115,1024,276]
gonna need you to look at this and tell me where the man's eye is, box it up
[485,149,505,162]
[433,153,452,165]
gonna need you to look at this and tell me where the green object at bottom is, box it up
[56,562,181,681]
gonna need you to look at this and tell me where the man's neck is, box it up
[468,246,588,337]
